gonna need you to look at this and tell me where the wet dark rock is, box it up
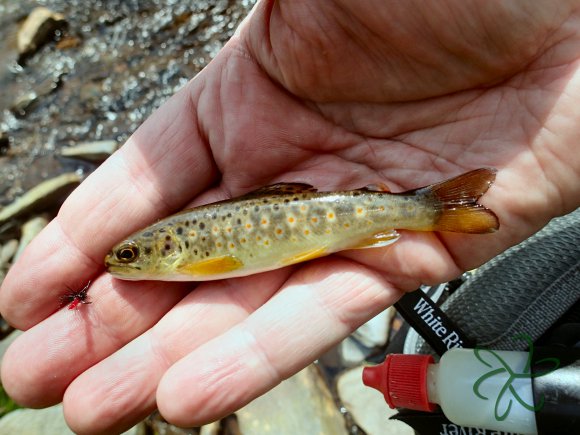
[17,7,67,62]
[0,0,257,233]
[0,132,9,156]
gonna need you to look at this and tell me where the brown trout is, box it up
[105,168,499,281]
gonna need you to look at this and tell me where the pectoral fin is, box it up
[177,255,244,276]
[351,230,400,249]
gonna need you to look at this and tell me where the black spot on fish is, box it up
[143,231,153,237]
[201,237,206,242]
[212,213,217,220]
[227,212,232,218]
[235,206,240,211]
[165,235,171,241]
[284,199,290,203]
[205,251,210,257]
[159,228,166,233]
[243,209,248,215]
[273,204,279,211]
[194,249,198,255]
[184,221,190,226]
[254,206,259,212]
[192,219,197,225]
[293,197,299,201]
[176,227,183,235]
[222,216,226,221]
[164,244,170,251]
[184,240,190,249]
[353,192,361,197]
[263,198,269,203]
[199,222,205,230]
[144,247,152,255]
[236,218,242,225]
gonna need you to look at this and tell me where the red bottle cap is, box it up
[362,354,437,412]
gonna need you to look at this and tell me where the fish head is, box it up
[105,228,183,280]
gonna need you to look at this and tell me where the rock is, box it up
[199,421,220,435]
[60,140,118,163]
[0,404,145,435]
[321,308,394,368]
[14,216,49,261]
[352,307,393,348]
[17,7,66,59]
[236,365,347,435]
[0,240,18,269]
[337,366,414,435]
[0,172,82,225]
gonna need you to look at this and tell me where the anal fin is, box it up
[351,230,400,249]
[281,247,327,266]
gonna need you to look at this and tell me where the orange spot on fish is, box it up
[246,223,253,229]
[357,208,364,214]
[276,228,283,235]
[311,217,318,223]
[229,243,235,249]
[288,217,295,223]
[304,229,310,235]
[264,240,270,246]
[379,206,385,212]
[256,236,262,241]
[216,242,223,248]
[300,205,307,212]
[241,238,247,243]
[344,223,350,228]
[261,218,268,225]
[327,212,335,219]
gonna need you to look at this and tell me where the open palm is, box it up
[1,1,579,433]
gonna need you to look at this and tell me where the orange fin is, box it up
[351,230,400,249]
[406,168,499,233]
[177,255,243,276]
[281,247,327,266]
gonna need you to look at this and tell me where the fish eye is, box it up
[115,243,139,263]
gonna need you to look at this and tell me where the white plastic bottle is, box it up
[363,349,540,434]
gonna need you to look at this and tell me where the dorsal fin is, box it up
[238,182,318,199]
[357,182,391,193]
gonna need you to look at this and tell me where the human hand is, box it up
[1,1,579,433]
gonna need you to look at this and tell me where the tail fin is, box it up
[410,168,499,233]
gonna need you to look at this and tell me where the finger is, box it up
[0,65,218,329]
[61,269,291,435]
[156,257,403,426]
[0,275,189,408]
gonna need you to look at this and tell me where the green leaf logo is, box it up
[472,334,559,421]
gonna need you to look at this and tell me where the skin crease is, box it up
[0,0,579,433]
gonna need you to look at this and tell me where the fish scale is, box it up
[105,168,499,281]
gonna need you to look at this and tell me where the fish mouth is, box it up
[104,254,140,276]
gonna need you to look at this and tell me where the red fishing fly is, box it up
[60,281,92,310]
